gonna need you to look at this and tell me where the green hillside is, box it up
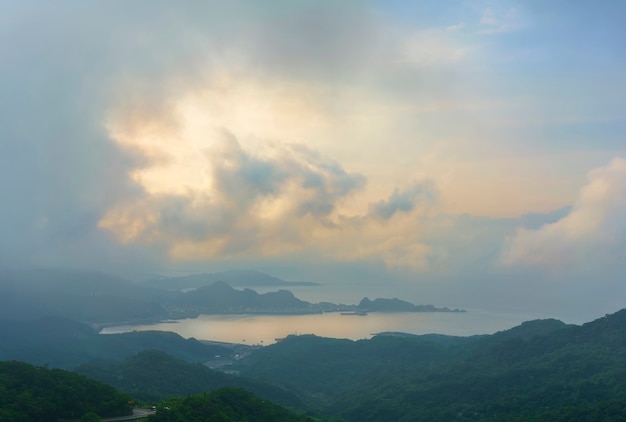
[234,310,626,421]
[149,387,315,422]
[77,350,302,406]
[0,317,233,369]
[0,361,131,421]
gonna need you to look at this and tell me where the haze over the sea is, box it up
[2,1,625,322]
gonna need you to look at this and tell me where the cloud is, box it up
[501,157,626,269]
[446,23,465,32]
[478,6,526,34]
[2,0,623,309]
[0,1,380,269]
[99,87,446,271]
[368,181,436,220]
[99,120,366,260]
[395,29,472,66]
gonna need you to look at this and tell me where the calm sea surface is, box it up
[100,307,556,345]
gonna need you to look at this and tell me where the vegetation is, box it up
[0,360,131,421]
[77,350,302,406]
[3,310,626,421]
[0,317,233,369]
[148,387,315,422]
[234,310,626,421]
[3,268,626,420]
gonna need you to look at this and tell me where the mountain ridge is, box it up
[145,269,320,290]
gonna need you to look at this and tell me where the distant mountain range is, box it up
[145,270,320,290]
[168,280,319,315]
[0,269,461,326]
[168,280,463,316]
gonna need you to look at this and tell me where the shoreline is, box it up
[94,308,467,334]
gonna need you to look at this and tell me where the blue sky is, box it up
[1,1,625,320]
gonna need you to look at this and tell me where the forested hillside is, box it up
[0,361,131,421]
[0,317,233,369]
[3,270,626,421]
[149,387,315,422]
[3,311,626,421]
[77,350,302,406]
[234,310,626,421]
[0,359,317,422]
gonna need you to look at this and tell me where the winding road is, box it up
[101,408,156,421]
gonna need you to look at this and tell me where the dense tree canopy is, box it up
[0,361,131,421]
[77,350,301,406]
[148,387,315,422]
[234,311,626,421]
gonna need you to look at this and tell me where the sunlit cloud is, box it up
[501,157,626,270]
[100,117,366,255]
[100,83,443,270]
[2,0,626,319]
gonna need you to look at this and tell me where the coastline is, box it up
[93,306,466,333]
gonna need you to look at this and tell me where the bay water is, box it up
[100,284,583,345]
[100,307,555,345]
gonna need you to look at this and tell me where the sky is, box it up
[1,1,625,320]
